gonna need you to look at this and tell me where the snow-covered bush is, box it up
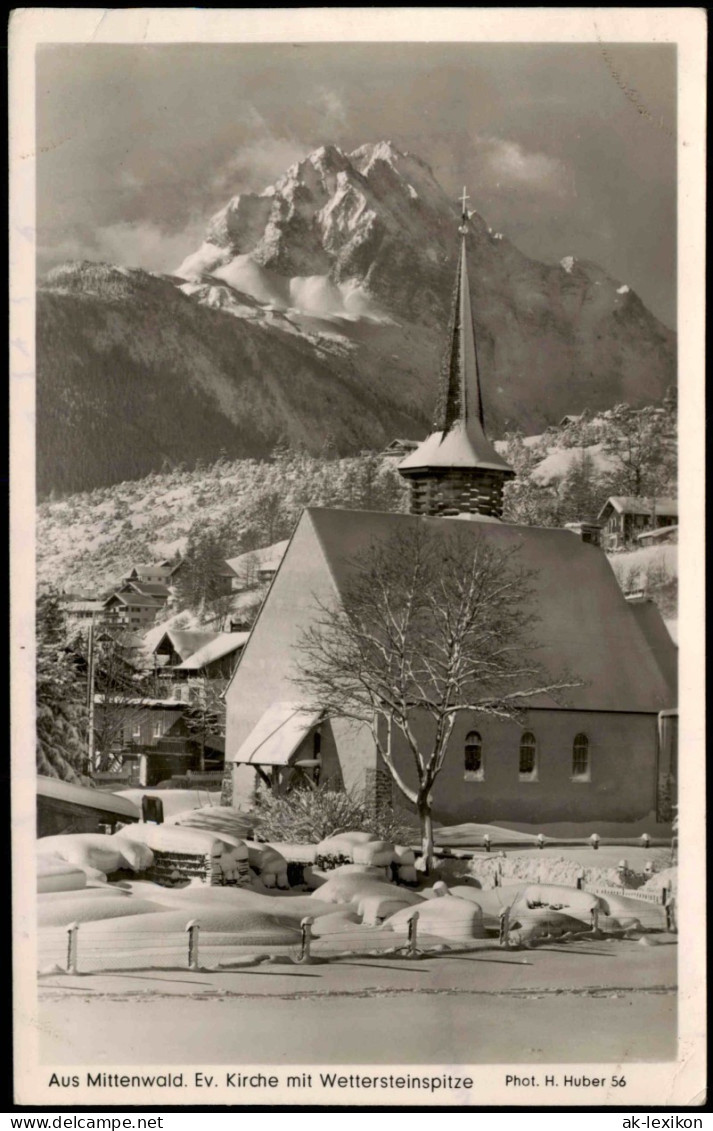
[252,783,415,846]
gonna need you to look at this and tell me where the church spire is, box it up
[435,190,486,433]
[398,189,514,519]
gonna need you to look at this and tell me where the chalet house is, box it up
[93,694,224,786]
[123,561,176,585]
[62,598,106,630]
[172,632,249,681]
[115,579,171,606]
[225,541,289,592]
[102,590,164,629]
[380,438,420,460]
[150,629,247,681]
[598,496,678,550]
[224,205,678,834]
[152,629,217,670]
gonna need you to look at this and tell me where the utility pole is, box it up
[86,613,96,774]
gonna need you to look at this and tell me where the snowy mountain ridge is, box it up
[37,140,676,495]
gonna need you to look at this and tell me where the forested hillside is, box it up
[37,402,676,601]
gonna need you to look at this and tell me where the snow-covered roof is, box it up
[637,525,678,544]
[151,629,217,660]
[232,701,322,765]
[399,422,515,473]
[37,776,140,820]
[93,694,187,707]
[599,496,678,519]
[119,581,170,597]
[225,540,290,582]
[126,561,173,574]
[104,592,164,609]
[174,632,249,671]
[64,600,104,613]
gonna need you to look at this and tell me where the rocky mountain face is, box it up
[37,141,675,496]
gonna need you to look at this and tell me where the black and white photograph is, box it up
[10,7,706,1111]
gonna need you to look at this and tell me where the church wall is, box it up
[226,512,378,805]
[326,717,375,796]
[382,708,660,827]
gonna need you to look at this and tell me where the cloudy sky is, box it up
[36,42,676,326]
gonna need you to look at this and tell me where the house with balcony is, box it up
[598,496,678,550]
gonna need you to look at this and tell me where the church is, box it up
[223,200,677,834]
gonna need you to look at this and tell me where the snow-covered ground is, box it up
[530,443,617,485]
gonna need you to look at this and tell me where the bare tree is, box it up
[183,677,227,773]
[295,525,579,869]
[91,635,158,771]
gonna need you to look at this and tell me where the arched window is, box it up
[572,733,590,779]
[519,731,537,779]
[464,731,483,779]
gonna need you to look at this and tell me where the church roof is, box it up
[399,230,512,476]
[304,507,676,713]
[398,422,514,473]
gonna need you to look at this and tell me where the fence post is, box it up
[499,907,510,949]
[66,922,79,974]
[617,859,627,890]
[407,910,419,958]
[664,889,677,933]
[299,917,314,962]
[186,920,200,969]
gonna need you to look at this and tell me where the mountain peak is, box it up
[38,137,676,496]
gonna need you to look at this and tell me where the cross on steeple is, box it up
[459,186,470,233]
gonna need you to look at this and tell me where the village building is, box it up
[150,628,248,681]
[123,560,177,585]
[380,438,420,459]
[61,597,106,631]
[37,775,139,837]
[172,631,249,681]
[223,203,677,834]
[598,496,678,550]
[152,629,219,671]
[224,540,289,592]
[115,579,171,605]
[93,694,225,786]
[102,590,164,629]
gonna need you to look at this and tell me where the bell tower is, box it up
[399,189,514,518]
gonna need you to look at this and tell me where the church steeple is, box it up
[399,189,514,519]
[435,189,486,433]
